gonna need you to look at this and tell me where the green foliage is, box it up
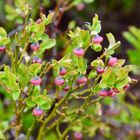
[106,33,121,56]
[0,1,133,139]
[0,121,9,139]
[99,65,130,91]
[72,0,95,5]
[86,14,101,35]
[0,66,20,100]
[5,0,29,24]
[68,27,91,49]
[0,27,10,45]
[123,26,140,69]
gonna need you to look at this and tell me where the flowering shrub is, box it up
[0,2,134,140]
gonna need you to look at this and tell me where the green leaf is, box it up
[86,14,101,35]
[129,26,140,40]
[124,26,140,69]
[0,121,9,131]
[106,33,115,48]
[32,86,40,96]
[29,63,41,75]
[41,12,55,25]
[17,64,31,88]
[106,33,121,55]
[39,38,56,54]
[82,118,93,126]
[91,44,102,52]
[35,95,47,105]
[0,131,5,139]
[22,114,34,131]
[123,31,140,51]
[26,97,36,107]
[71,125,82,132]
[101,67,112,82]
[127,50,140,67]
[93,85,101,93]
[0,27,10,45]
[68,20,76,30]
[123,65,135,72]
[15,0,29,14]
[12,91,20,101]
[88,70,97,79]
[40,102,51,110]
[5,4,17,20]
[32,22,45,36]
[99,82,107,89]
[68,28,91,48]
[75,57,87,74]
[117,59,125,66]
[0,66,20,96]
[32,95,52,110]
[100,68,116,88]
[57,55,73,69]
[0,27,7,37]
[115,78,129,89]
[106,41,121,55]
[91,59,104,67]
[123,26,140,51]
[0,37,10,45]
[40,34,49,41]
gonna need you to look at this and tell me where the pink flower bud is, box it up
[59,67,67,76]
[64,85,70,92]
[92,35,103,44]
[77,75,88,85]
[123,84,130,90]
[55,76,65,86]
[98,89,108,97]
[36,18,42,24]
[76,3,85,11]
[74,132,83,140]
[97,109,103,116]
[30,43,40,51]
[32,108,44,117]
[96,67,104,74]
[135,129,140,137]
[0,46,5,52]
[107,89,115,97]
[30,76,42,86]
[112,88,120,94]
[32,56,42,64]
[108,57,118,66]
[73,47,84,57]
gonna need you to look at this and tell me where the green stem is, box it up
[56,121,62,138]
[26,119,36,140]
[46,116,64,133]
[59,125,71,140]
[15,107,22,138]
[18,40,29,65]
[69,88,90,100]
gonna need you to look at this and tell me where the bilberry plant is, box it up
[0,4,134,140]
